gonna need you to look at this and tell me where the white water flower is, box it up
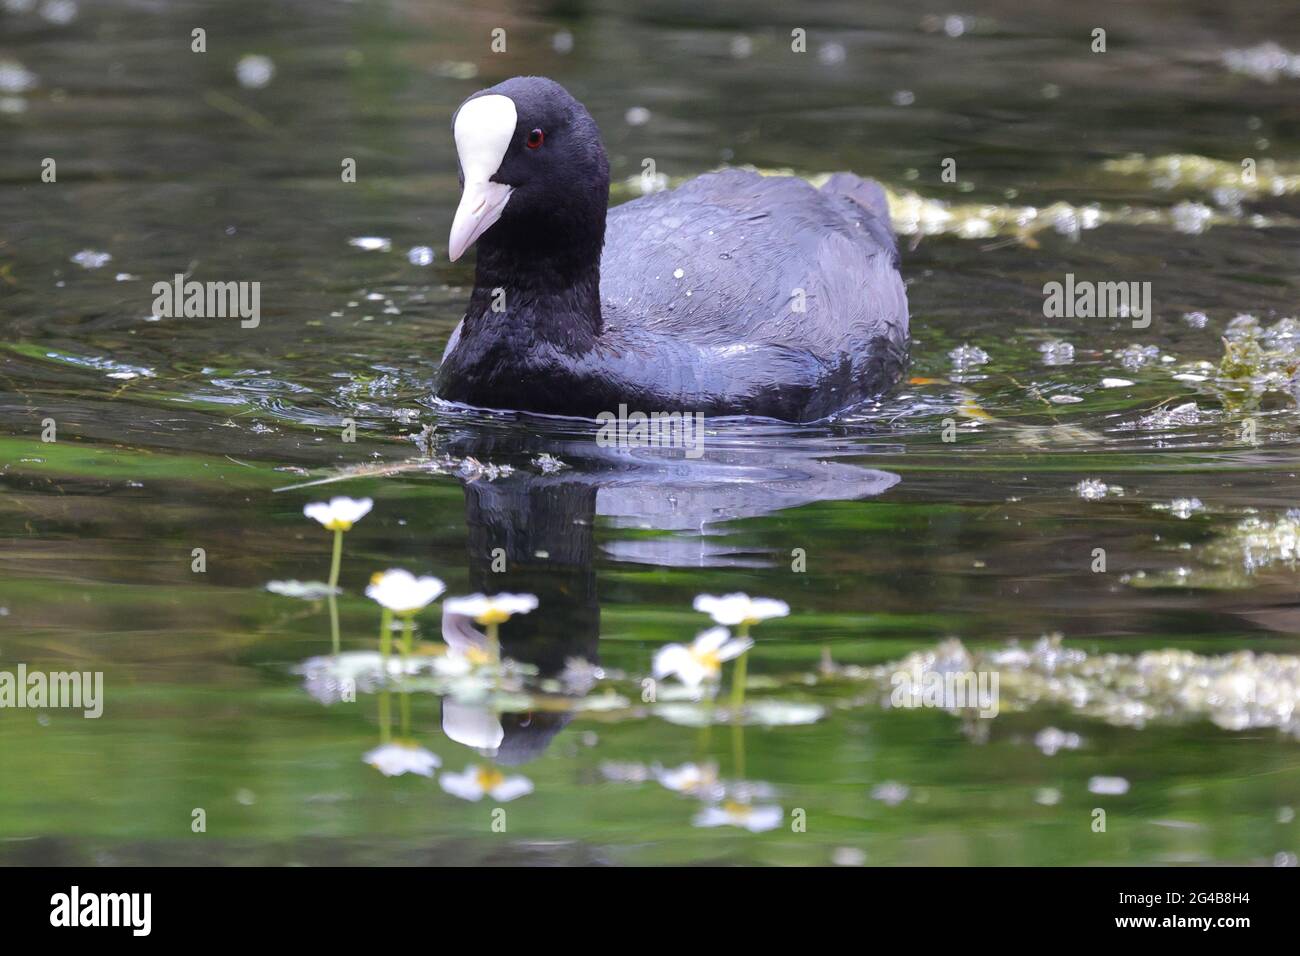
[655,762,724,801]
[266,580,337,600]
[694,593,789,627]
[653,627,752,687]
[431,643,493,677]
[693,801,783,832]
[653,699,826,728]
[741,700,826,726]
[303,496,373,531]
[365,569,445,614]
[1088,775,1130,796]
[363,742,441,777]
[443,592,538,625]
[439,765,533,802]
[871,782,911,806]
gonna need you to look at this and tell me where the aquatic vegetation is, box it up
[444,593,538,626]
[292,587,812,832]
[295,651,420,704]
[827,635,1300,737]
[884,189,1105,243]
[285,576,1294,842]
[1170,201,1215,235]
[656,762,725,801]
[439,765,533,802]
[444,592,538,660]
[1152,498,1204,519]
[365,570,445,615]
[304,496,373,655]
[367,569,446,672]
[694,594,789,628]
[611,152,1300,254]
[363,742,441,778]
[599,761,653,784]
[881,173,1295,244]
[432,643,496,678]
[654,626,752,689]
[1213,513,1300,572]
[655,699,825,728]
[693,801,783,832]
[556,657,605,696]
[1129,510,1300,589]
[694,593,788,713]
[1075,478,1117,500]
[303,496,374,533]
[265,580,336,599]
[1088,776,1130,796]
[1209,315,1300,409]
[1034,727,1083,756]
[1102,153,1300,199]
[294,585,1294,780]
[870,782,910,806]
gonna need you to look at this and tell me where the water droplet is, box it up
[70,249,112,269]
[235,54,275,90]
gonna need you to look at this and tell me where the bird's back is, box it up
[600,170,906,352]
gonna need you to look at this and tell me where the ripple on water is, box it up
[210,374,314,395]
[40,350,154,380]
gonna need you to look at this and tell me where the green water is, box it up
[1,0,1298,865]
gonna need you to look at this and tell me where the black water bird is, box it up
[438,76,909,423]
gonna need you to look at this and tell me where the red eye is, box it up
[526,128,544,149]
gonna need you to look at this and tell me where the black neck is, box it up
[467,235,604,345]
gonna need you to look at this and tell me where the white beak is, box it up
[448,93,518,262]
[442,698,504,753]
[448,178,513,262]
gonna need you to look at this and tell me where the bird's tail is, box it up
[820,173,899,265]
[820,172,891,224]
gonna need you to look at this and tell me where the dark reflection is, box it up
[435,409,900,764]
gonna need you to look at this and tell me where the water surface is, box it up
[1,0,1299,865]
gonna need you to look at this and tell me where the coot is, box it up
[438,76,909,423]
